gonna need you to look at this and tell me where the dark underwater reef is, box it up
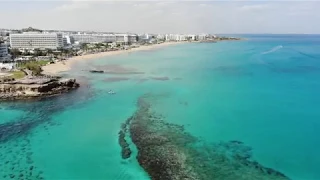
[120,93,289,180]
[0,82,94,180]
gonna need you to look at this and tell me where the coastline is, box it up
[42,42,185,75]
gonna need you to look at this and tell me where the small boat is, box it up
[108,90,116,94]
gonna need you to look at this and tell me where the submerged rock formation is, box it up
[0,78,79,101]
[118,116,133,159]
[121,93,289,180]
[89,70,104,73]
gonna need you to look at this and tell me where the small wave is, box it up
[261,45,283,55]
[289,48,319,60]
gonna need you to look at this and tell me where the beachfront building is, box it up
[71,33,138,44]
[71,33,110,43]
[198,34,208,41]
[165,34,174,41]
[165,34,188,41]
[178,34,188,41]
[115,34,127,44]
[0,42,9,62]
[138,34,150,41]
[10,32,64,49]
[63,37,68,47]
[62,35,75,46]
[128,34,138,44]
[156,34,166,41]
[188,34,196,41]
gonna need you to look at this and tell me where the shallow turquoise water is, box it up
[1,35,320,179]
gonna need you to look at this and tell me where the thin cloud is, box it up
[240,4,270,11]
[199,3,209,7]
[55,2,89,11]
[133,3,149,7]
[1,1,320,34]
[155,2,176,6]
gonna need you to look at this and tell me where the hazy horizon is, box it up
[1,1,320,34]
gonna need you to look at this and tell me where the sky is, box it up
[1,0,320,34]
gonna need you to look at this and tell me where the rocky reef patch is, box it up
[150,77,170,81]
[118,116,133,159]
[136,78,149,84]
[89,64,144,75]
[119,93,290,180]
[0,135,46,180]
[0,82,94,180]
[103,77,130,82]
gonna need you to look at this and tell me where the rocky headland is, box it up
[120,93,289,180]
[199,36,243,43]
[0,77,79,101]
[215,36,243,41]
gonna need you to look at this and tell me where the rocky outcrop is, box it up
[0,78,79,100]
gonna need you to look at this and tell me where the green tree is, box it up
[25,63,42,76]
[80,43,89,51]
[9,48,22,58]
[46,48,53,55]
[33,48,43,56]
[22,50,31,56]
[18,61,46,76]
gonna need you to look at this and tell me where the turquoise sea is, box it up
[1,35,320,179]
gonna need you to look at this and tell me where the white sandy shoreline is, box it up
[42,42,185,75]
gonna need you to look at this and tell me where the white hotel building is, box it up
[9,32,64,49]
[198,34,208,41]
[71,33,138,44]
[0,42,9,62]
[165,34,188,41]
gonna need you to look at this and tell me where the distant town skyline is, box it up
[1,1,320,34]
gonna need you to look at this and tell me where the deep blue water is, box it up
[1,35,320,179]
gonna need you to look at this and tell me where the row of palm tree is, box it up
[9,48,78,59]
[79,43,122,53]
[9,42,126,60]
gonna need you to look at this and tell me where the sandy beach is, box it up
[42,42,184,75]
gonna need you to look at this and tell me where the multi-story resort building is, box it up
[188,34,196,41]
[156,34,166,41]
[165,34,187,41]
[0,42,9,62]
[9,32,64,49]
[63,37,68,46]
[198,34,208,41]
[128,34,138,44]
[71,33,138,44]
[71,33,105,43]
[63,35,74,45]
